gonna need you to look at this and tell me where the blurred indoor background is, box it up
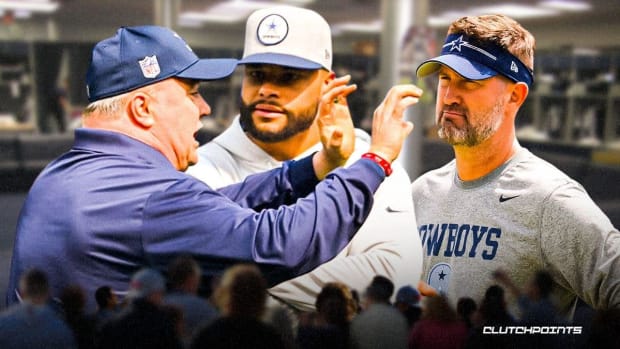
[1,0,620,308]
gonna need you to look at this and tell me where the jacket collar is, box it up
[73,128,173,169]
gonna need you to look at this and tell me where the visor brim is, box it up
[416,54,499,81]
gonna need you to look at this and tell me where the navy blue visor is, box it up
[416,33,533,87]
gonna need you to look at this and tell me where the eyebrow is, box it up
[177,78,200,90]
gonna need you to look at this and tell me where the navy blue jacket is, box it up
[7,129,384,311]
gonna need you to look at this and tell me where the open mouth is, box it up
[193,129,205,145]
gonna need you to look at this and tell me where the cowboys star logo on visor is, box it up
[416,33,534,87]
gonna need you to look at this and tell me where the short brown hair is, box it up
[448,14,535,71]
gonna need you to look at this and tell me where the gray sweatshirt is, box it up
[412,147,620,316]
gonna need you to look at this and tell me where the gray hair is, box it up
[83,93,128,118]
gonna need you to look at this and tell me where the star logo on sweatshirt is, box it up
[428,262,451,295]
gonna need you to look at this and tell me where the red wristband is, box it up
[362,152,392,176]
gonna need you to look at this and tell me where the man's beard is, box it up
[239,99,317,143]
[437,98,505,147]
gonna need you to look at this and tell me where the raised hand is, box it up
[313,74,357,179]
[368,84,422,163]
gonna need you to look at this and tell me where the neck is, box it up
[249,122,320,161]
[453,129,519,181]
[83,113,148,145]
[84,114,179,168]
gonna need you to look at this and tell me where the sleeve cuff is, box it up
[287,153,320,193]
[360,158,387,178]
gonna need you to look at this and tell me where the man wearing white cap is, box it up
[412,14,620,316]
[187,6,423,311]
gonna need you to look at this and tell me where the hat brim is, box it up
[177,58,238,81]
[239,53,323,70]
[416,54,499,81]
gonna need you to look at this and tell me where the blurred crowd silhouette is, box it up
[1,254,619,349]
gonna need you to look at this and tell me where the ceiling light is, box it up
[280,0,315,5]
[0,0,58,13]
[539,0,591,11]
[13,9,32,19]
[332,20,382,35]
[470,4,559,19]
[428,4,559,27]
[177,0,315,28]
[179,11,243,24]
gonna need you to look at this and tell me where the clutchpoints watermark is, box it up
[483,326,583,335]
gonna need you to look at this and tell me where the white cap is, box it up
[239,6,332,71]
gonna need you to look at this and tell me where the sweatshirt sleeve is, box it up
[141,158,385,285]
[540,181,620,310]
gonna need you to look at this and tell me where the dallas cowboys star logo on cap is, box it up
[256,14,289,46]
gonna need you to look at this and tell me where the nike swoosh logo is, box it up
[499,194,520,203]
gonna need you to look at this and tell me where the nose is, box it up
[196,94,211,117]
[441,83,460,106]
[258,81,280,99]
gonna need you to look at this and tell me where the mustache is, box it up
[442,104,467,115]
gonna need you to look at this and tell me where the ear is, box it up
[323,70,336,85]
[128,92,155,128]
[509,82,529,108]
